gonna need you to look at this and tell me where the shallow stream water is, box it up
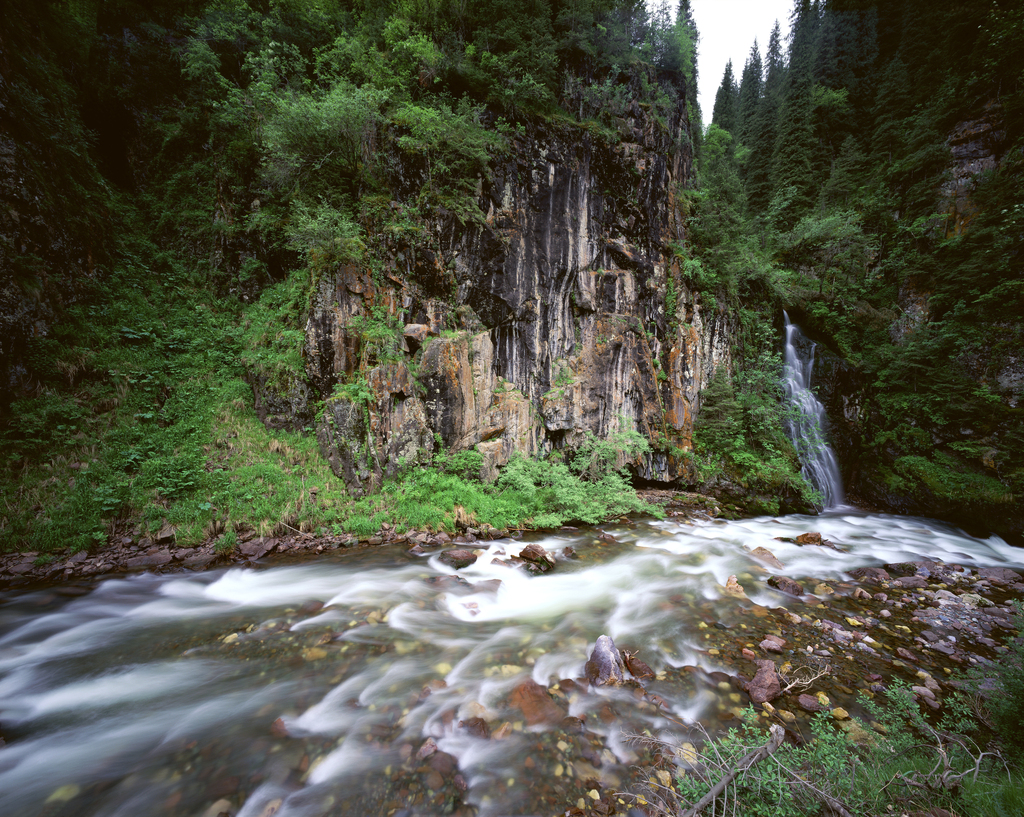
[1,510,1022,817]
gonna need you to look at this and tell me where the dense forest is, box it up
[0,0,1021,553]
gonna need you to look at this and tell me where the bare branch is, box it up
[680,724,786,817]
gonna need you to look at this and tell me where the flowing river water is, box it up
[2,511,1023,817]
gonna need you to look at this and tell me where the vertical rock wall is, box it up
[283,75,735,494]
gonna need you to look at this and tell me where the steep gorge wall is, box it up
[260,85,734,495]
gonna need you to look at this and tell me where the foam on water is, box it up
[1,510,1021,816]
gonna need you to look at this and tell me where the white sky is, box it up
[689,0,794,125]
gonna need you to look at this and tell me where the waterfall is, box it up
[782,312,844,509]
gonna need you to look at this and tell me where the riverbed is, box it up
[1,509,1022,817]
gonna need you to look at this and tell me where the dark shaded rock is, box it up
[126,549,173,570]
[459,717,490,738]
[439,549,478,569]
[585,635,625,686]
[748,659,781,704]
[798,693,826,713]
[848,566,891,584]
[622,650,655,680]
[184,553,215,569]
[239,539,270,559]
[976,566,1022,585]
[767,575,805,596]
[519,543,555,570]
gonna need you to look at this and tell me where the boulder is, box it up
[767,575,804,596]
[585,635,626,686]
[748,659,781,704]
[126,549,173,570]
[848,566,891,584]
[508,679,565,726]
[439,549,478,570]
[798,693,826,713]
[519,543,556,570]
[750,547,784,569]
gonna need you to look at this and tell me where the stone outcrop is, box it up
[253,70,736,496]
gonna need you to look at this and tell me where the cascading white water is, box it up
[1,513,1021,817]
[782,312,845,508]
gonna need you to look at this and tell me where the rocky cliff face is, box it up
[260,77,734,495]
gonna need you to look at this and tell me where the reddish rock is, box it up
[270,718,289,738]
[459,717,490,738]
[416,737,438,759]
[439,549,477,569]
[509,679,565,725]
[796,532,822,545]
[748,659,781,704]
[759,634,786,653]
[623,650,655,680]
[798,693,825,713]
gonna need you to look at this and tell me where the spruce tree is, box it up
[745,20,783,212]
[771,0,818,223]
[737,40,763,144]
[711,60,739,134]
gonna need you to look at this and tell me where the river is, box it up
[1,509,1021,817]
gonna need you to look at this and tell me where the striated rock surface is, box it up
[251,74,736,496]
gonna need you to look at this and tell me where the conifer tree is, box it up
[745,20,783,211]
[737,40,763,144]
[711,60,739,134]
[771,0,818,222]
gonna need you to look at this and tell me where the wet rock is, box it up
[408,544,425,555]
[439,549,478,570]
[848,566,891,584]
[767,575,804,596]
[562,545,578,559]
[798,693,826,713]
[750,547,783,569]
[976,566,1022,585]
[895,575,928,589]
[748,659,781,704]
[622,649,655,680]
[519,544,556,571]
[585,635,626,686]
[184,553,215,569]
[724,575,746,597]
[417,738,438,760]
[459,716,490,738]
[509,679,565,725]
[796,532,822,545]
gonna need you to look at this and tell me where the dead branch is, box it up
[680,724,786,817]
[779,662,832,694]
